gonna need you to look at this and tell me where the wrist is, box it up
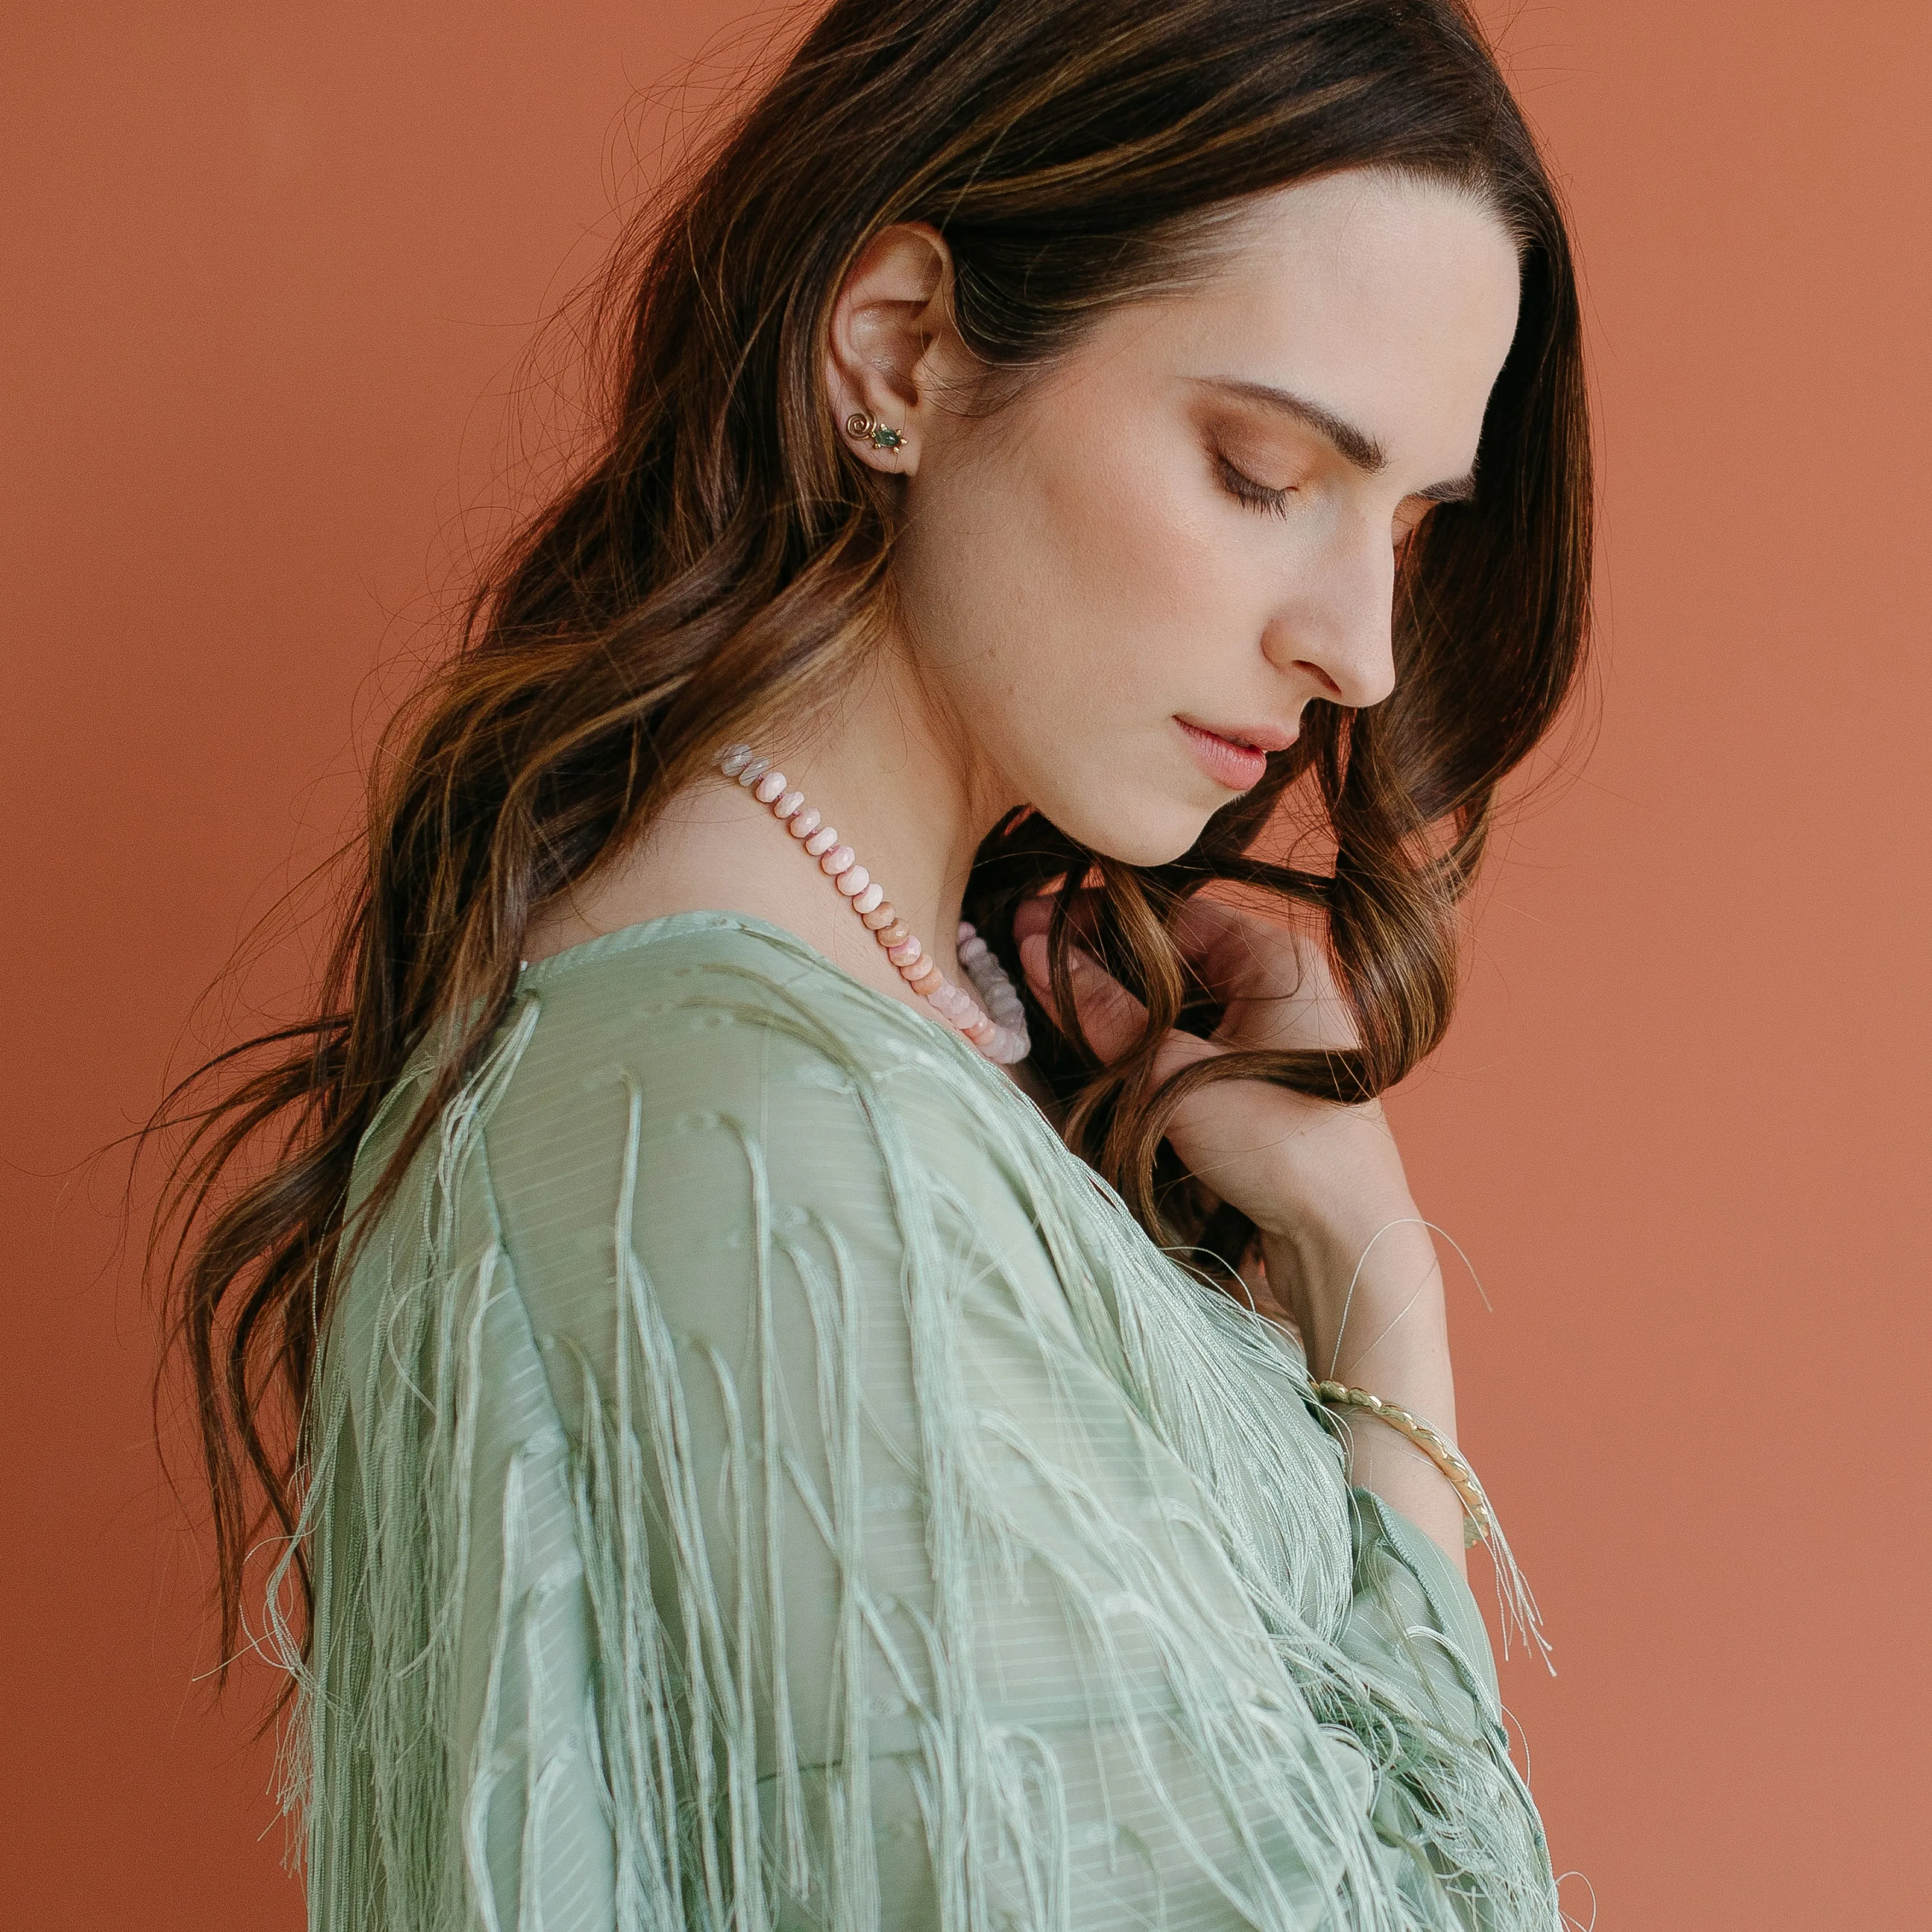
[1257,1205,1444,1374]
[1255,1188,1427,1288]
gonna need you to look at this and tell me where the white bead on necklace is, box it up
[715,744,1032,1065]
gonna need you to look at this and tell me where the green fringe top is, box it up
[271,911,1560,1930]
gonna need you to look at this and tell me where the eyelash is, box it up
[1214,453,1293,519]
[1216,449,1444,545]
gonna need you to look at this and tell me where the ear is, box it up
[824,222,965,476]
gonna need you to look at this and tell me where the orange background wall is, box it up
[6,4,1927,1925]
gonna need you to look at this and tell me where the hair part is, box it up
[150,0,1592,1692]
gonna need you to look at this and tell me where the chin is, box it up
[1043,791,1213,869]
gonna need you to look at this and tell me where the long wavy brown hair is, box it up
[153,0,1592,1687]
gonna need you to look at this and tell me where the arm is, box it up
[1258,1143,1467,1574]
[1017,896,1475,1572]
[493,1003,1326,1929]
[466,944,1550,1929]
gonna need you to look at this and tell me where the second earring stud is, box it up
[845,409,905,452]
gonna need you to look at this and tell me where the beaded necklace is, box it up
[715,744,1031,1065]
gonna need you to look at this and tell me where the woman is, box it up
[160,0,1592,1926]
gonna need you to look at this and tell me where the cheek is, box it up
[898,379,1277,861]
[983,394,1237,702]
[1057,412,1218,618]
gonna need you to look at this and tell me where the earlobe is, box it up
[824,221,956,474]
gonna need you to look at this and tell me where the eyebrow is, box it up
[1197,376,1477,503]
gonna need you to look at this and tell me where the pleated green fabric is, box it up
[270,911,1560,1931]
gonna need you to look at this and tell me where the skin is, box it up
[527,167,1524,1570]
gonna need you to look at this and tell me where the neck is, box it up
[523,634,1022,1016]
[769,652,1020,957]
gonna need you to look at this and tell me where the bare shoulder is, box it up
[521,780,794,963]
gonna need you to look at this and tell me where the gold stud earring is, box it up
[844,409,905,452]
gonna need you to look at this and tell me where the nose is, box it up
[1260,515,1399,710]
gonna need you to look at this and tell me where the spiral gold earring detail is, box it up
[844,409,906,452]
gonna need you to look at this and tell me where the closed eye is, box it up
[1214,453,1293,519]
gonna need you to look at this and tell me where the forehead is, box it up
[1119,170,1523,461]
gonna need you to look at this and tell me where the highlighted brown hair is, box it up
[153,0,1591,1687]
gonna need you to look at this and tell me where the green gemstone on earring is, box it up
[871,424,904,450]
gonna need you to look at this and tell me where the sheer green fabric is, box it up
[274,912,1559,1930]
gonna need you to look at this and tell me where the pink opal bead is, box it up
[931,982,979,1025]
[983,1026,1026,1064]
[716,740,1031,1067]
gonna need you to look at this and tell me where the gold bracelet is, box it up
[1311,1379,1492,1550]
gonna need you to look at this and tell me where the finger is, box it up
[1010,888,1101,952]
[1011,891,1055,946]
[1018,931,1148,1062]
[1170,892,1309,989]
[1171,893,1355,1034]
[1170,890,1259,955]
[1018,931,1217,1079]
[1167,894,1261,994]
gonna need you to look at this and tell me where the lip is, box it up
[1174,716,1297,791]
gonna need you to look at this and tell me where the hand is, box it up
[1014,889,1469,1568]
[1012,889,1417,1267]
